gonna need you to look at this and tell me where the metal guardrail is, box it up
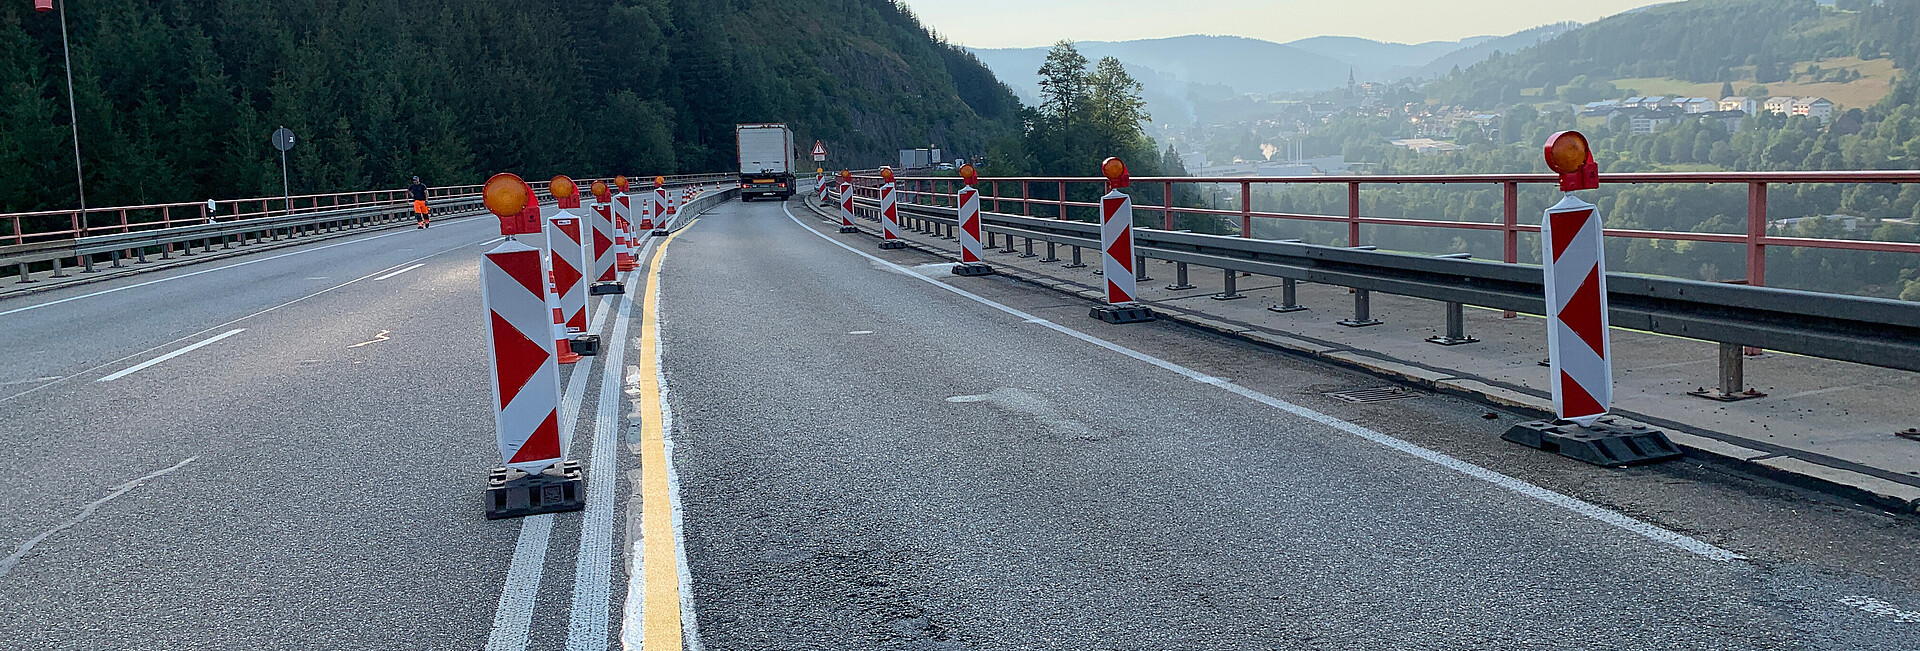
[4,174,736,283]
[831,189,1920,383]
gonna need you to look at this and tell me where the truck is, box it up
[736,123,795,201]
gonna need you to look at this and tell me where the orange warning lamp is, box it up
[1102,157,1130,190]
[959,163,978,186]
[484,173,538,236]
[590,180,610,202]
[550,175,580,209]
[614,175,630,192]
[35,0,52,12]
[653,175,666,188]
[839,169,852,182]
[880,167,895,183]
[1544,130,1599,192]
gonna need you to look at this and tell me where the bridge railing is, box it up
[0,173,736,245]
[850,170,1920,293]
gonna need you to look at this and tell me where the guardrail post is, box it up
[1501,181,1519,319]
[1689,342,1767,402]
[135,245,147,264]
[1346,182,1362,247]
[1042,241,1060,262]
[50,256,67,278]
[1134,254,1150,281]
[1212,268,1244,300]
[1338,289,1381,327]
[82,253,95,273]
[1167,262,1194,290]
[110,249,124,268]
[1269,278,1307,313]
[15,262,32,284]
[1021,237,1036,258]
[1427,302,1477,345]
[1065,245,1085,268]
[985,231,996,249]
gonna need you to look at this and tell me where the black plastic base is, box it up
[1211,293,1247,301]
[485,461,586,520]
[1425,335,1479,346]
[879,240,908,250]
[589,281,625,296]
[1165,284,1196,291]
[838,226,860,233]
[569,335,601,357]
[651,229,669,236]
[1501,417,1683,467]
[1338,318,1384,327]
[1268,305,1308,313]
[1090,303,1157,324]
[952,263,995,277]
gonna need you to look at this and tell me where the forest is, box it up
[0,0,1021,218]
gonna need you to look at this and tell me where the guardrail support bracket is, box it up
[1689,342,1767,401]
[1338,289,1382,327]
[1426,301,1478,345]
[1064,246,1086,269]
[1166,262,1195,290]
[1269,278,1307,313]
[1212,268,1245,300]
[1501,417,1683,467]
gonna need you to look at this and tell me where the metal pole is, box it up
[1212,268,1244,300]
[280,147,292,216]
[1167,262,1194,291]
[1339,289,1382,327]
[1269,278,1307,313]
[56,0,86,221]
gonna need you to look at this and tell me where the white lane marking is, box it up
[487,292,621,651]
[0,376,64,387]
[0,457,196,578]
[783,203,1744,563]
[848,330,874,335]
[346,330,392,349]
[2,236,501,405]
[373,263,426,281]
[0,218,483,317]
[485,513,555,651]
[97,329,246,383]
[1840,596,1920,623]
[567,273,639,650]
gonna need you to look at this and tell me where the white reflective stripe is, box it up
[373,263,426,281]
[97,328,246,382]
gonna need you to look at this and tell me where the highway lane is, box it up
[0,209,641,649]
[654,197,1920,650]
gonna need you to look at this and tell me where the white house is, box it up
[1791,97,1835,123]
[1719,97,1758,114]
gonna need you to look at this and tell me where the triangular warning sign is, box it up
[811,141,827,156]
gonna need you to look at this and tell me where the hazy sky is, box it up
[899,0,1674,48]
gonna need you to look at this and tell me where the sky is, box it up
[898,0,1675,49]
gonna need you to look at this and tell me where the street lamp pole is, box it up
[40,0,87,220]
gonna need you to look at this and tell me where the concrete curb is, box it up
[0,210,488,303]
[798,195,1920,517]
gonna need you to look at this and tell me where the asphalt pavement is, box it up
[658,197,1920,650]
[0,211,640,650]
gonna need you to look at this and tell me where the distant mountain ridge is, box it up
[968,25,1581,104]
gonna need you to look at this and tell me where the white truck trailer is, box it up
[737,123,796,201]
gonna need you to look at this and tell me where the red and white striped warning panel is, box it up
[880,182,900,240]
[613,191,636,271]
[958,184,983,263]
[546,207,590,339]
[481,239,566,472]
[1542,194,1612,424]
[590,201,617,284]
[839,181,856,227]
[1100,188,1138,304]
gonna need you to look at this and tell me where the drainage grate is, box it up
[1324,387,1421,404]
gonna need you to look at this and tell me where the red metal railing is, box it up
[1,174,732,245]
[849,170,1920,291]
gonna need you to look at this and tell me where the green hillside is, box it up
[1427,0,1917,110]
[0,0,1020,213]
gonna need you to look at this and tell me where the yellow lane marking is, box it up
[637,221,692,651]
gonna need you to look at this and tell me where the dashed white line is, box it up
[373,263,427,281]
[782,202,1745,563]
[567,271,640,650]
[97,329,246,382]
